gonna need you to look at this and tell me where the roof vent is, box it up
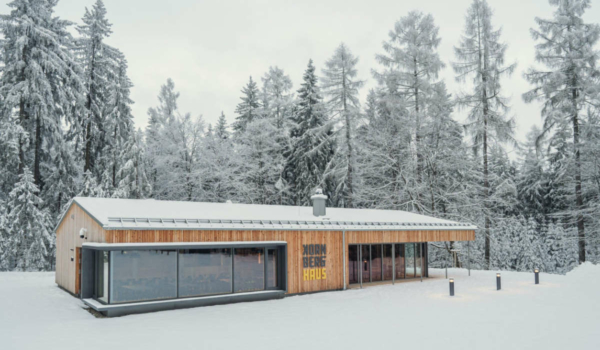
[310,188,328,217]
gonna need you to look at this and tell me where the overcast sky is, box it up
[4,0,600,146]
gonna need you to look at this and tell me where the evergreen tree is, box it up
[115,129,151,199]
[2,168,53,271]
[453,0,517,269]
[215,112,230,140]
[0,0,85,188]
[284,60,335,205]
[261,66,294,129]
[233,76,261,133]
[522,0,600,263]
[75,0,119,176]
[322,43,365,207]
[373,11,445,192]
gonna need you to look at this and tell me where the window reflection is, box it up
[95,251,109,303]
[405,244,415,278]
[111,250,178,303]
[395,244,405,279]
[266,249,278,289]
[383,244,393,281]
[234,248,265,293]
[361,245,370,282]
[348,245,359,284]
[179,249,232,297]
[371,245,382,282]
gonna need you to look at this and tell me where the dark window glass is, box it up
[266,249,279,289]
[415,243,422,278]
[395,244,405,279]
[178,249,232,297]
[406,244,415,278]
[383,244,393,280]
[348,245,359,284]
[95,251,109,303]
[110,250,177,303]
[234,248,264,293]
[371,245,382,282]
[361,245,370,282]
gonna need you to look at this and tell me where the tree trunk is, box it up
[342,64,353,208]
[34,113,43,190]
[480,11,491,270]
[18,98,27,175]
[572,82,585,263]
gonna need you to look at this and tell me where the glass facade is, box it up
[349,243,426,284]
[95,251,109,303]
[395,244,405,279]
[266,249,278,289]
[348,245,359,284]
[233,248,265,293]
[179,249,232,297]
[371,245,382,282]
[111,250,178,303]
[361,245,371,282]
[383,244,393,281]
[90,244,285,305]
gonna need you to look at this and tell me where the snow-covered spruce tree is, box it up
[74,0,120,176]
[453,0,517,269]
[115,129,151,199]
[373,11,445,196]
[284,60,336,206]
[0,0,85,188]
[79,170,106,198]
[98,52,135,196]
[261,66,294,129]
[215,112,230,140]
[41,137,79,220]
[145,78,179,195]
[201,116,244,203]
[364,89,378,124]
[233,76,261,133]
[236,118,283,205]
[0,115,26,200]
[3,168,53,271]
[321,43,365,208]
[522,0,600,264]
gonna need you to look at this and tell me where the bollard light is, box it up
[449,278,455,296]
[496,273,501,290]
[534,268,539,285]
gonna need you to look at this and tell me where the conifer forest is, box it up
[0,0,599,273]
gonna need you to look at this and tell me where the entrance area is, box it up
[348,243,427,285]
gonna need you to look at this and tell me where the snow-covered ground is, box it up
[1,265,599,350]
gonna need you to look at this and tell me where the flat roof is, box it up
[62,197,477,231]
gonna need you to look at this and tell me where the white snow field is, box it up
[1,265,599,350]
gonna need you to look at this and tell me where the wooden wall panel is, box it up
[55,204,106,294]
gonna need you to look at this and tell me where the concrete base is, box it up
[83,290,285,317]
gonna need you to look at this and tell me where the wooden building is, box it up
[55,192,476,316]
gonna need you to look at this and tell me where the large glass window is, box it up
[371,245,382,282]
[361,245,370,283]
[395,244,405,279]
[266,249,278,289]
[111,250,177,303]
[405,244,415,278]
[348,245,359,284]
[383,244,393,281]
[95,251,109,303]
[234,248,264,293]
[178,249,232,297]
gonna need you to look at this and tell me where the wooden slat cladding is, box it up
[104,229,344,295]
[55,204,105,294]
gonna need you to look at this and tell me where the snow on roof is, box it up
[65,197,477,231]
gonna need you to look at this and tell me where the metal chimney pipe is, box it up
[310,188,328,217]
